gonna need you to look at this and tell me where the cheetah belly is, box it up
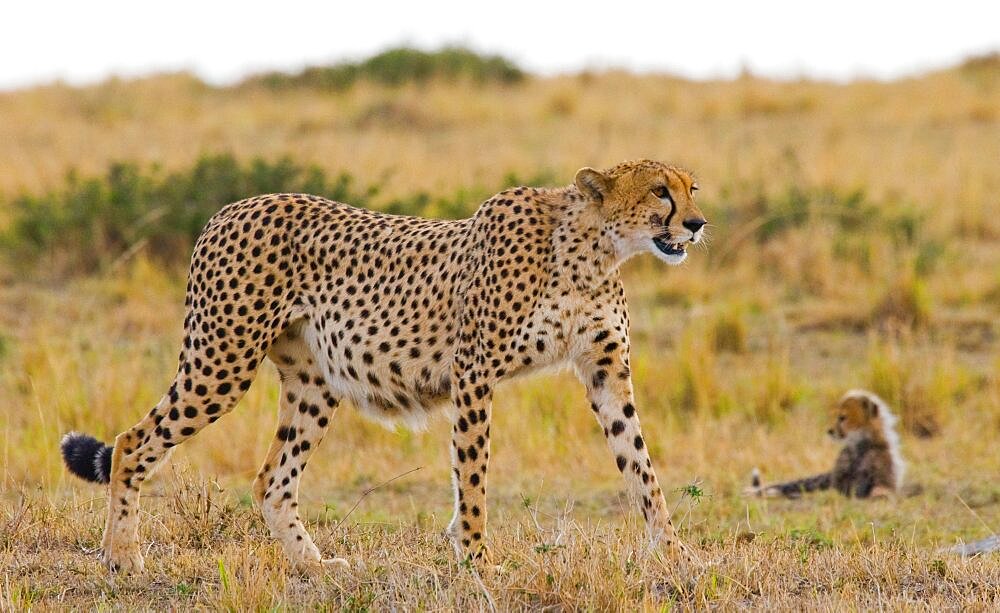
[301,316,454,430]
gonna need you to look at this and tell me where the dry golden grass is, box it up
[2,256,998,609]
[1,61,999,609]
[5,479,1000,610]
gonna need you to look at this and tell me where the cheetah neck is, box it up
[845,428,887,450]
[544,186,619,291]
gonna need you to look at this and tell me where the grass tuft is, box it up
[872,273,933,331]
[710,304,749,354]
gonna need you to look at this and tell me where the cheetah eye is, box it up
[691,184,699,194]
[651,186,670,199]
[838,415,846,422]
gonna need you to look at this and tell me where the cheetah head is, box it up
[575,160,707,266]
[828,390,890,441]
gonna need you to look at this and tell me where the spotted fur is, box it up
[747,390,905,499]
[60,159,708,573]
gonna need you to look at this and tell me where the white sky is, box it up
[2,1,998,90]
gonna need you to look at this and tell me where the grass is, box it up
[1,256,997,608]
[4,482,1000,609]
[1,49,999,608]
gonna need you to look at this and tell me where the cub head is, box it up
[828,390,889,440]
[574,159,707,265]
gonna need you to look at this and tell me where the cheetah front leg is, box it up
[574,331,697,567]
[446,368,493,567]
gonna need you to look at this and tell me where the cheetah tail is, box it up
[60,432,113,484]
[751,467,761,488]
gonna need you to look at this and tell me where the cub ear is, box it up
[574,167,612,204]
[863,397,879,417]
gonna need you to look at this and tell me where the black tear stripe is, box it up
[663,191,677,229]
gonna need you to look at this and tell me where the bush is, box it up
[1,154,375,274]
[245,46,525,91]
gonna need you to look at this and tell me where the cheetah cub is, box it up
[745,390,905,499]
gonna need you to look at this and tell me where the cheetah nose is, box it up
[682,218,707,233]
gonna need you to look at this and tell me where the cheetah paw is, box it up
[320,557,350,570]
[293,555,350,574]
[460,544,496,575]
[102,545,145,574]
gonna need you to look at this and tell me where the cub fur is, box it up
[746,390,904,499]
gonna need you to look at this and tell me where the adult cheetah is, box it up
[61,159,708,573]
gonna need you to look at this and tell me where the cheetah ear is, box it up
[863,397,878,417]
[574,167,611,204]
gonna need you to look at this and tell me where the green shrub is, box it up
[1,154,375,273]
[245,46,525,91]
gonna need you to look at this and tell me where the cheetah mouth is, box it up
[652,235,687,256]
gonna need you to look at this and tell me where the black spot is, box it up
[592,370,607,388]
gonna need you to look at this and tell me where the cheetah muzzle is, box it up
[60,159,708,574]
[652,233,688,257]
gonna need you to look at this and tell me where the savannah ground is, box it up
[1,52,999,609]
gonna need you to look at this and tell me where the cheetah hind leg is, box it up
[253,325,348,571]
[98,359,260,573]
